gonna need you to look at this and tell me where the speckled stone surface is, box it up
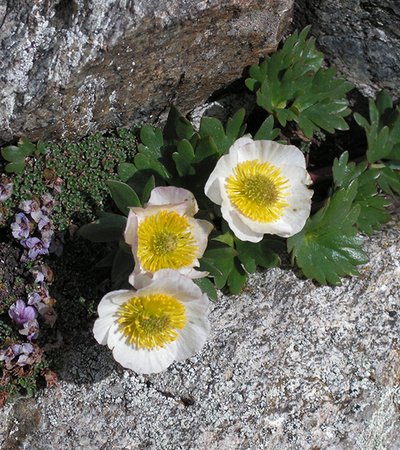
[1,214,400,449]
[0,0,293,145]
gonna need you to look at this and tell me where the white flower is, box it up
[204,136,313,242]
[124,187,213,287]
[93,270,210,374]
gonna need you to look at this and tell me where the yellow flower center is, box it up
[226,160,289,222]
[137,210,197,272]
[118,293,187,350]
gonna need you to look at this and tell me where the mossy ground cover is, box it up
[0,128,138,404]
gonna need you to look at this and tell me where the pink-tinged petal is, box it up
[147,186,198,215]
[124,211,138,247]
[189,217,213,258]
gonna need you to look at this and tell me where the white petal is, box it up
[220,199,263,243]
[250,140,307,169]
[124,211,138,247]
[175,318,210,361]
[112,335,177,373]
[141,270,204,303]
[204,154,236,205]
[129,271,153,289]
[97,290,133,317]
[180,268,209,279]
[93,315,115,345]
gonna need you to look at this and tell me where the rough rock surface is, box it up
[0,0,293,145]
[294,0,400,98]
[1,213,399,449]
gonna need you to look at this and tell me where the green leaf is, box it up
[193,136,219,163]
[1,146,27,162]
[212,232,235,247]
[354,170,391,234]
[254,116,280,141]
[4,161,25,174]
[235,238,280,273]
[200,246,238,289]
[287,181,368,285]
[35,140,47,155]
[227,258,247,294]
[226,109,246,141]
[140,125,164,152]
[79,213,127,242]
[111,248,135,288]
[194,278,218,301]
[106,180,141,215]
[164,105,194,141]
[118,162,137,182]
[141,175,156,203]
[333,151,368,188]
[246,27,350,138]
[376,167,400,195]
[376,90,392,115]
[172,139,195,176]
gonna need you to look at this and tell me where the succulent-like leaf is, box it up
[79,213,127,242]
[106,180,141,215]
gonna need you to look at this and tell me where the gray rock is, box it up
[0,0,293,145]
[294,0,400,98]
[1,213,399,449]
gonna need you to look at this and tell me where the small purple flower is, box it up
[41,193,55,214]
[31,265,52,283]
[27,291,42,306]
[19,319,40,341]
[11,213,31,240]
[0,182,13,202]
[21,237,50,259]
[0,343,35,369]
[38,216,54,241]
[9,299,37,326]
[19,199,43,223]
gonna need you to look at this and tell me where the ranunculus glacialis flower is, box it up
[93,270,210,374]
[204,136,313,242]
[124,187,213,287]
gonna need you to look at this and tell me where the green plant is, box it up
[246,26,353,139]
[0,129,138,230]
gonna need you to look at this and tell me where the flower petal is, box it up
[124,211,138,247]
[220,198,264,243]
[147,186,198,215]
[175,318,210,362]
[97,290,133,317]
[93,315,116,345]
[112,335,177,373]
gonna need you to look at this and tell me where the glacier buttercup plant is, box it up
[93,270,210,374]
[204,136,313,242]
[124,187,213,287]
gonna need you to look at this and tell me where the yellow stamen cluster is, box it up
[118,293,187,350]
[226,160,289,222]
[137,210,197,272]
